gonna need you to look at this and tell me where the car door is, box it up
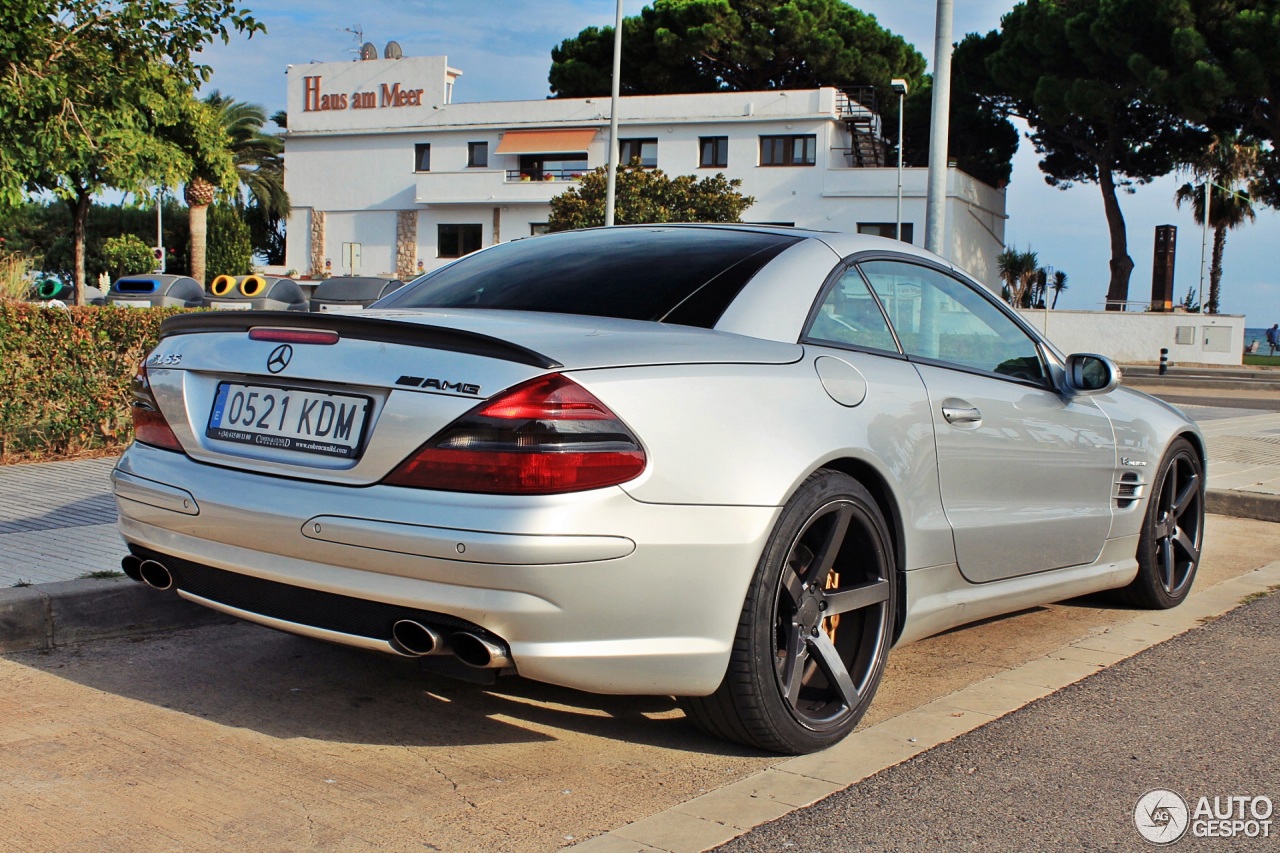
[856,258,1115,583]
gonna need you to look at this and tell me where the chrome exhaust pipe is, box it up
[137,559,173,591]
[120,555,144,583]
[390,620,446,657]
[451,632,512,669]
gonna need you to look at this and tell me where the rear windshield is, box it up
[376,227,799,328]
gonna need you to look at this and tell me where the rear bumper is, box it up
[113,442,780,696]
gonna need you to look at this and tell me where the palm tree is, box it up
[1174,135,1259,315]
[1050,270,1068,308]
[186,92,289,283]
[997,248,1038,308]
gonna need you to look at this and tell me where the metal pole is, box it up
[155,188,164,273]
[923,0,953,255]
[604,0,624,227]
[1197,180,1210,309]
[895,90,905,241]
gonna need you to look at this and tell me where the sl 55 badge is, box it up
[147,352,182,366]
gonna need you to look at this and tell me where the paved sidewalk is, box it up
[0,457,122,588]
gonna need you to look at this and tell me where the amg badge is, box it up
[395,375,481,395]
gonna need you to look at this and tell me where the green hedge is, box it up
[0,302,180,458]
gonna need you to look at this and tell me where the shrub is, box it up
[101,234,155,280]
[0,302,179,459]
[206,203,253,279]
[0,250,34,301]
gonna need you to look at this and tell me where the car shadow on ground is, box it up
[6,621,764,757]
[0,494,117,533]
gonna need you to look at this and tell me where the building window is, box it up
[619,138,658,168]
[858,222,914,244]
[513,152,589,181]
[699,136,728,168]
[438,224,482,258]
[530,223,551,236]
[468,142,488,168]
[760,134,816,166]
[414,143,431,172]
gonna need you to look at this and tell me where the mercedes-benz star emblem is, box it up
[266,344,293,374]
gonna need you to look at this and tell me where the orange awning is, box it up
[495,128,597,155]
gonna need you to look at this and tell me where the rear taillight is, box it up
[383,373,646,494]
[130,362,183,452]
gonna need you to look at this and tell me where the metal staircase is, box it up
[835,86,886,167]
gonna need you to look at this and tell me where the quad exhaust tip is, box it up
[137,559,173,591]
[390,620,446,657]
[451,631,512,669]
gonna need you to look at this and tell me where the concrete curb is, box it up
[0,577,232,654]
[1207,488,1280,524]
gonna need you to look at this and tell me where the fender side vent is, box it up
[1114,471,1143,509]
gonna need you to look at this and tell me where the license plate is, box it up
[206,383,370,458]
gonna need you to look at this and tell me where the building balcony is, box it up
[415,169,581,205]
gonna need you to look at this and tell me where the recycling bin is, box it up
[107,274,204,308]
[308,276,405,314]
[30,279,106,306]
[206,274,309,312]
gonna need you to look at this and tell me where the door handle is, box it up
[942,405,982,425]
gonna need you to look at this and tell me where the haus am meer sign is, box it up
[302,76,425,112]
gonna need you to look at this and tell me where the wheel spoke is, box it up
[804,504,852,585]
[1160,537,1176,589]
[1174,529,1200,567]
[1162,471,1177,515]
[777,627,810,705]
[823,579,890,616]
[1172,472,1199,517]
[781,545,811,606]
[808,632,861,710]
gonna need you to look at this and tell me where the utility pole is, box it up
[604,0,624,227]
[923,0,953,255]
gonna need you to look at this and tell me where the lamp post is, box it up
[890,78,909,242]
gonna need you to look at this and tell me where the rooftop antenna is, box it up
[341,24,365,59]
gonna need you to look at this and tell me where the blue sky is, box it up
[197,0,1278,322]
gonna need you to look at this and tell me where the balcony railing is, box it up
[505,169,586,183]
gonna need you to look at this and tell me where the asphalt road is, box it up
[714,587,1280,853]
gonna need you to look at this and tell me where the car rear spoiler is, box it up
[157,311,562,369]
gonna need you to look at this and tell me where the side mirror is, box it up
[1065,353,1120,395]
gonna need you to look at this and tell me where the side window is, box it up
[858,260,1046,383]
[803,267,898,353]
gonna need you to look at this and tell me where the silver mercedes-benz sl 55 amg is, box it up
[113,225,1205,754]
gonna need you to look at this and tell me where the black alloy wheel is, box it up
[681,470,897,754]
[1117,437,1205,609]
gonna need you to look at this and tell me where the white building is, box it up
[283,53,1007,285]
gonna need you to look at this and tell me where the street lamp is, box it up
[890,78,909,242]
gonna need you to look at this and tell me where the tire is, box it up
[1114,437,1205,609]
[681,470,897,754]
